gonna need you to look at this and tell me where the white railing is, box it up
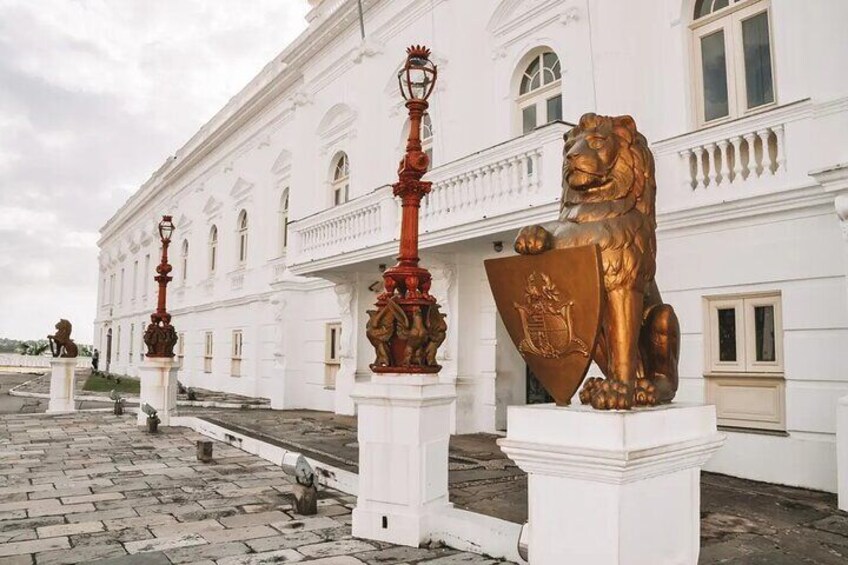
[0,354,92,370]
[288,122,569,272]
[652,100,813,210]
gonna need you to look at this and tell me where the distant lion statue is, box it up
[48,319,79,358]
[514,113,680,410]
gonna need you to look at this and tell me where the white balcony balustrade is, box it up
[652,100,814,212]
[288,122,569,274]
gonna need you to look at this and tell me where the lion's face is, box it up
[563,113,645,203]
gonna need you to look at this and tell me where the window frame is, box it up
[280,189,290,255]
[331,153,350,207]
[704,292,783,374]
[515,51,563,135]
[325,323,342,365]
[690,0,776,127]
[177,332,185,369]
[180,240,189,283]
[209,226,218,275]
[204,331,213,373]
[231,330,243,377]
[237,211,248,265]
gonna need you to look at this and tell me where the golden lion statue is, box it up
[48,319,79,358]
[514,113,679,410]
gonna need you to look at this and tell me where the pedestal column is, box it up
[137,358,178,426]
[47,358,77,413]
[838,395,848,511]
[351,374,456,547]
[498,403,724,565]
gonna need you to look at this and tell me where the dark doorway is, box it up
[526,365,553,404]
[105,328,112,373]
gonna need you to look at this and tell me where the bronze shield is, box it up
[484,246,604,406]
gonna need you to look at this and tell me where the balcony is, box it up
[288,122,570,275]
[652,99,815,214]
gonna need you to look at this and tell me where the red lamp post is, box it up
[366,45,447,374]
[144,215,178,358]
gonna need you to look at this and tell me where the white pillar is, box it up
[498,403,725,565]
[47,358,77,413]
[351,373,456,547]
[137,357,178,426]
[838,394,848,512]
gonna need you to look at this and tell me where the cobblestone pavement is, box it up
[0,412,513,565]
[8,372,270,407]
[184,408,848,564]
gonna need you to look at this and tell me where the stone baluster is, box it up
[716,140,730,186]
[756,129,773,175]
[705,143,718,187]
[679,149,693,190]
[502,160,512,197]
[743,132,758,178]
[730,136,744,184]
[693,146,706,189]
[773,125,785,174]
[530,151,541,192]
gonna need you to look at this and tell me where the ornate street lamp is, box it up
[144,215,178,358]
[365,46,447,374]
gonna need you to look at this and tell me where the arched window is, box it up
[517,51,562,134]
[209,225,218,274]
[237,210,248,264]
[331,153,350,206]
[180,240,189,282]
[422,113,434,170]
[692,0,774,125]
[280,189,289,254]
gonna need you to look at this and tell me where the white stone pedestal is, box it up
[137,358,178,427]
[838,394,848,512]
[351,373,456,547]
[47,358,77,413]
[499,403,725,565]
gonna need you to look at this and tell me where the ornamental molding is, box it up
[203,196,223,217]
[487,0,578,42]
[351,38,384,64]
[229,177,254,200]
[272,148,293,176]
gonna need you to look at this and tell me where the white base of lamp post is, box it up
[498,402,725,565]
[351,373,456,547]
[838,394,848,512]
[137,357,178,426]
[47,358,77,413]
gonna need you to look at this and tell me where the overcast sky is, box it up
[0,0,309,343]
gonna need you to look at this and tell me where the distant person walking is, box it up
[92,349,99,372]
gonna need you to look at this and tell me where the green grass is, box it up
[83,373,140,394]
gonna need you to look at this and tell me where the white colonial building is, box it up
[95,0,848,494]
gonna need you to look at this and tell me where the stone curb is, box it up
[7,376,270,410]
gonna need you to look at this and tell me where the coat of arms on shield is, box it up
[484,246,604,406]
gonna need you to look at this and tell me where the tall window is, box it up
[324,322,341,390]
[116,325,121,361]
[109,274,115,305]
[692,0,774,125]
[209,225,218,274]
[237,210,248,265]
[143,254,150,298]
[422,113,434,169]
[204,332,213,373]
[180,240,189,283]
[119,268,125,304]
[331,153,350,206]
[517,51,562,134]
[280,190,289,254]
[129,324,135,362]
[231,330,243,377]
[132,260,138,300]
[177,333,185,368]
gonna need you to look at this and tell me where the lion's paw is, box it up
[579,377,603,405]
[634,378,658,407]
[589,379,634,410]
[514,225,552,255]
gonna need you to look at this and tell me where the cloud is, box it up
[0,0,309,342]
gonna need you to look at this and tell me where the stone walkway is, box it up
[0,412,512,564]
[9,372,270,408]
[184,409,848,564]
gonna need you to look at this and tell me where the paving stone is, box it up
[0,555,33,565]
[219,511,290,529]
[33,542,126,565]
[27,503,95,518]
[0,537,69,558]
[36,521,103,539]
[103,513,176,531]
[216,549,304,565]
[201,525,278,544]
[356,546,456,565]
[124,533,207,554]
[0,530,35,545]
[294,558,365,565]
[165,541,251,564]
[0,517,63,534]
[59,492,123,505]
[149,519,223,538]
[417,554,498,565]
[68,526,153,548]
[66,507,136,523]
[299,540,377,559]
[272,517,342,534]
[91,553,171,565]
[246,531,324,553]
